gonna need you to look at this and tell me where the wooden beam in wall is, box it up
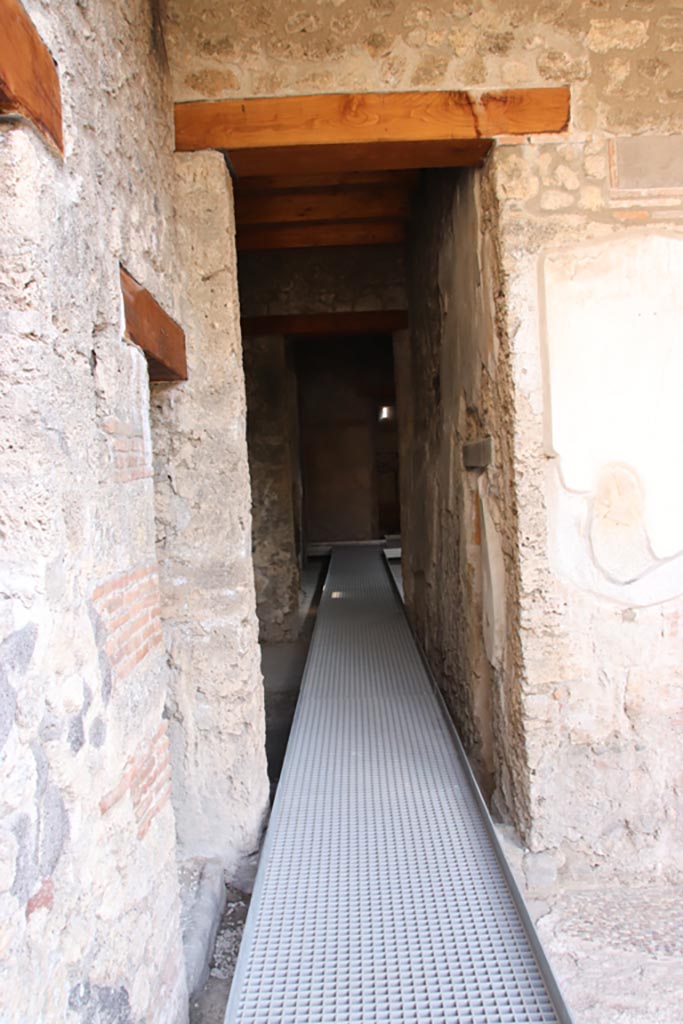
[0,0,63,153]
[237,219,406,252]
[242,310,409,337]
[120,267,187,382]
[174,88,570,155]
[236,186,412,226]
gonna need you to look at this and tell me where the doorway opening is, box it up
[297,333,400,546]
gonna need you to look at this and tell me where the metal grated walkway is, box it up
[225,546,572,1024]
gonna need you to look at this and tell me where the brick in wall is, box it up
[92,564,163,687]
[100,722,172,839]
[100,414,152,485]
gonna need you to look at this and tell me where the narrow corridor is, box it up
[225,547,570,1024]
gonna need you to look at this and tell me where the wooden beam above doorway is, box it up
[174,87,569,254]
[174,88,570,155]
[227,138,492,177]
[241,311,409,337]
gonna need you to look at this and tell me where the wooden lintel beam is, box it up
[175,88,570,154]
[236,186,412,226]
[242,310,409,337]
[0,0,63,153]
[229,139,492,177]
[237,219,406,252]
[120,267,187,382]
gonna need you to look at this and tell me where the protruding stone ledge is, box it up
[463,436,493,470]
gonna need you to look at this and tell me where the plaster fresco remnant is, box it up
[491,138,683,889]
[542,234,683,604]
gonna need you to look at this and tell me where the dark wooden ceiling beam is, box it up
[235,186,412,226]
[237,219,406,252]
[228,139,492,177]
[242,310,409,336]
[0,0,63,153]
[120,267,187,382]
[234,170,421,192]
[175,88,570,154]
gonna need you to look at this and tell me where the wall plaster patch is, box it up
[541,233,683,605]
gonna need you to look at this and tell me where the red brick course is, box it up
[99,414,152,484]
[99,722,173,839]
[92,564,163,687]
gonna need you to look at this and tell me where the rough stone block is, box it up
[462,436,493,470]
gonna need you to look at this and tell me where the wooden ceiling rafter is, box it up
[227,138,493,177]
[234,170,421,193]
[235,184,412,226]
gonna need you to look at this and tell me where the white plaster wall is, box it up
[542,234,683,602]
[493,139,683,880]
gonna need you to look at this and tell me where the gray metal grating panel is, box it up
[225,546,571,1024]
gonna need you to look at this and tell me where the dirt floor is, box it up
[188,885,250,1024]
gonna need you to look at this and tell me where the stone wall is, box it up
[401,145,683,882]
[243,336,302,642]
[239,246,407,318]
[0,1,188,1019]
[0,3,273,1018]
[152,153,269,872]
[167,0,682,138]
[396,167,517,801]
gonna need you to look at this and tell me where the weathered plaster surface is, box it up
[0,1,187,1019]
[152,153,269,872]
[167,0,683,136]
[542,233,683,594]
[243,336,302,642]
[492,137,683,879]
